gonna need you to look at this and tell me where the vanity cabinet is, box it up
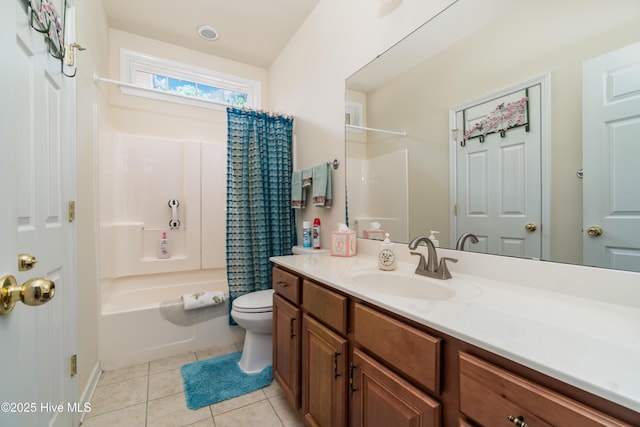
[271,265,639,427]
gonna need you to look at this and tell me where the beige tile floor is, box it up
[81,343,305,427]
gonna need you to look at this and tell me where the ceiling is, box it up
[102,0,320,68]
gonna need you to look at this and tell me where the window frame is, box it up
[119,48,261,111]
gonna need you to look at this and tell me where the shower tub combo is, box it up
[99,271,244,370]
[98,134,242,370]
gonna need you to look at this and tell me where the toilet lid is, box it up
[232,289,274,313]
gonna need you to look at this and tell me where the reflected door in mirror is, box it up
[583,41,640,272]
[454,85,542,259]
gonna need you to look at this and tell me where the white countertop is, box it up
[270,250,640,413]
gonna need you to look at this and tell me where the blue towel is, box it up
[302,168,313,187]
[312,163,332,208]
[291,170,306,209]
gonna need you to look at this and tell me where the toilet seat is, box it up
[232,289,274,313]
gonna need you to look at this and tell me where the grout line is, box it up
[266,397,286,427]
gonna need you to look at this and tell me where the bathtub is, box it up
[99,270,245,370]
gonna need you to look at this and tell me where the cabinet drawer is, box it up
[302,280,348,335]
[353,303,441,395]
[272,267,300,305]
[459,352,632,427]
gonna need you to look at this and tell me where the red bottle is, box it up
[313,218,321,249]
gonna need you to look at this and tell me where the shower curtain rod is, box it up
[345,124,407,137]
[92,73,228,109]
[93,73,156,91]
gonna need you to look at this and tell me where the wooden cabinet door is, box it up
[273,294,301,411]
[350,348,442,427]
[302,314,349,427]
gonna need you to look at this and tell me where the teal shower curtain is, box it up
[226,107,295,322]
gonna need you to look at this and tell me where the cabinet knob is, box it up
[508,415,529,427]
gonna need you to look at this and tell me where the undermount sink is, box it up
[350,269,457,301]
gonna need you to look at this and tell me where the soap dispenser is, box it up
[377,233,397,271]
[428,230,440,248]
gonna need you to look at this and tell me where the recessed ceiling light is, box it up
[197,25,219,41]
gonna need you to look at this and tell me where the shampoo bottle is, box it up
[428,230,440,248]
[302,221,312,248]
[157,231,170,259]
[313,218,321,249]
[377,233,397,271]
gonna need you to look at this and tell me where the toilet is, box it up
[230,288,275,374]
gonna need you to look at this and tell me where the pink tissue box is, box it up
[363,229,386,241]
[330,231,357,257]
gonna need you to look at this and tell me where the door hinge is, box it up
[454,204,458,216]
[70,354,77,376]
[68,201,76,222]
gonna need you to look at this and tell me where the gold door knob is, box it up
[524,223,537,232]
[0,275,55,315]
[587,225,603,237]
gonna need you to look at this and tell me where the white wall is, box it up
[75,0,110,400]
[269,0,456,243]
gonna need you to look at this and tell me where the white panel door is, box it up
[583,41,640,272]
[0,1,77,426]
[454,85,542,258]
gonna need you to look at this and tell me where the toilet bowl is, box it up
[230,289,275,374]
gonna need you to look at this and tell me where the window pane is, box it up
[225,90,248,106]
[197,83,221,102]
[152,74,169,90]
[125,50,259,110]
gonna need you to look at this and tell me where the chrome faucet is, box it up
[455,233,479,251]
[408,235,458,280]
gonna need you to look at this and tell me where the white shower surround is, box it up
[347,149,409,242]
[98,133,235,369]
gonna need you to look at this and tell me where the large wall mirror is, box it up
[345,0,640,272]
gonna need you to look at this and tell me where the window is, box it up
[120,49,261,110]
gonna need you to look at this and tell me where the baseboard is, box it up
[78,360,102,424]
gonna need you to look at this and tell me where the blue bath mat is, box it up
[181,351,272,409]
